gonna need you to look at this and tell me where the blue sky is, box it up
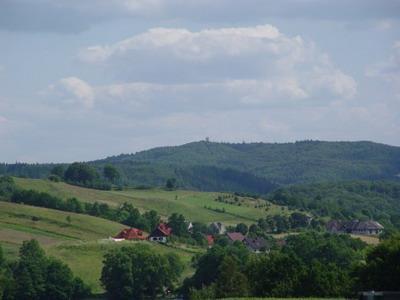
[0,0,399,163]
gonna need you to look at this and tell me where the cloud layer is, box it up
[1,2,399,163]
[72,24,356,112]
[1,0,399,33]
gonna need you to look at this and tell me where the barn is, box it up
[113,228,148,241]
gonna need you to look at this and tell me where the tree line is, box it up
[269,180,400,229]
[183,232,400,299]
[49,163,121,190]
[0,176,160,233]
[0,177,213,245]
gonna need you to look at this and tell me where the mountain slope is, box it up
[2,140,400,193]
[97,140,400,188]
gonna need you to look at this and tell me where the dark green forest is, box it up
[183,232,400,299]
[1,140,400,193]
[268,180,400,228]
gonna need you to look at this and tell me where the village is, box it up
[110,217,385,253]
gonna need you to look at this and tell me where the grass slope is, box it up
[0,201,201,293]
[14,177,290,225]
[0,201,124,256]
[47,240,201,293]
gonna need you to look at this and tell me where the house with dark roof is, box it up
[112,228,148,241]
[149,223,172,243]
[326,220,384,235]
[226,232,245,242]
[243,237,270,253]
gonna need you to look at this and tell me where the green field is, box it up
[1,178,293,293]
[47,240,200,293]
[0,178,292,293]
[14,177,290,225]
[0,201,124,255]
[0,178,295,292]
[0,200,202,293]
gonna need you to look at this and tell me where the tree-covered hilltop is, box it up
[1,140,400,193]
[268,180,400,229]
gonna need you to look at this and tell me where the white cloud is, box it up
[78,24,357,101]
[98,78,308,107]
[0,116,7,123]
[78,25,281,63]
[47,77,95,109]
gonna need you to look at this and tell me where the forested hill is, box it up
[96,140,400,186]
[268,180,400,229]
[1,140,400,193]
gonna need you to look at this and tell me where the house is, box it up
[226,232,245,242]
[149,223,172,243]
[326,220,384,235]
[187,222,194,233]
[112,228,147,241]
[243,237,270,253]
[209,222,226,234]
[205,235,214,247]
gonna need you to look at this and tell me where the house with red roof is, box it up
[205,235,214,247]
[149,223,173,243]
[113,228,148,241]
[226,232,245,242]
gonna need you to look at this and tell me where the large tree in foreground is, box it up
[7,240,90,300]
[101,244,183,300]
[357,236,400,291]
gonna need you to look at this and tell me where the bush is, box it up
[48,175,61,182]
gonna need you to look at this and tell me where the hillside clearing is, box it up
[0,201,202,293]
[13,177,290,225]
[47,240,201,293]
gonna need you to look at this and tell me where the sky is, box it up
[0,0,399,163]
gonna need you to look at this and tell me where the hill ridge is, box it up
[1,140,400,193]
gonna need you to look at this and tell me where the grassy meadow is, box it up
[0,201,202,293]
[0,201,124,256]
[14,177,290,225]
[47,240,201,293]
[1,178,380,294]
[2,178,290,293]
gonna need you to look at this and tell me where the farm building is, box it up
[226,232,245,242]
[326,220,384,235]
[243,237,270,253]
[149,223,172,243]
[112,228,147,241]
[205,235,214,247]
